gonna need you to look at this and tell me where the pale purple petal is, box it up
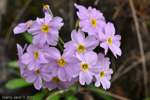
[100,78,111,90]
[100,42,109,55]
[58,67,67,81]
[26,73,37,83]
[112,35,121,41]
[34,75,42,90]
[83,51,98,65]
[95,80,100,87]
[41,73,52,82]
[84,36,99,50]
[105,22,115,37]
[28,61,35,71]
[109,44,122,58]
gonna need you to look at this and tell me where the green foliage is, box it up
[8,60,19,68]
[23,32,33,43]
[5,78,32,89]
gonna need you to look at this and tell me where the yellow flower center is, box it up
[100,71,105,78]
[52,76,61,83]
[91,18,97,27]
[27,22,31,27]
[88,10,90,12]
[81,63,89,71]
[107,37,112,45]
[41,24,49,33]
[57,58,66,67]
[34,51,39,59]
[77,44,85,53]
[35,70,40,75]
[43,5,49,9]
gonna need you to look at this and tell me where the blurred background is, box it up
[0,0,150,100]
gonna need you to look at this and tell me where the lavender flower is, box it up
[74,3,106,36]
[45,47,80,81]
[28,13,64,47]
[24,67,52,90]
[73,51,100,85]
[94,53,113,90]
[21,44,48,71]
[64,29,98,54]
[13,20,32,34]
[99,22,122,58]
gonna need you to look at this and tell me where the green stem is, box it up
[58,36,65,45]
[75,19,80,31]
[48,6,54,18]
[57,42,64,51]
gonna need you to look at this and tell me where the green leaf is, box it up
[5,78,32,89]
[8,60,20,68]
[48,94,61,100]
[23,32,33,43]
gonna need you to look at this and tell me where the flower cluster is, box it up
[14,4,121,91]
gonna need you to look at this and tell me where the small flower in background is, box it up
[21,44,48,71]
[28,13,64,47]
[64,29,99,54]
[44,47,80,81]
[74,51,100,85]
[13,20,32,34]
[74,3,106,36]
[94,53,113,90]
[24,67,52,90]
[99,22,122,58]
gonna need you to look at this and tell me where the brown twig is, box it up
[128,0,149,97]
